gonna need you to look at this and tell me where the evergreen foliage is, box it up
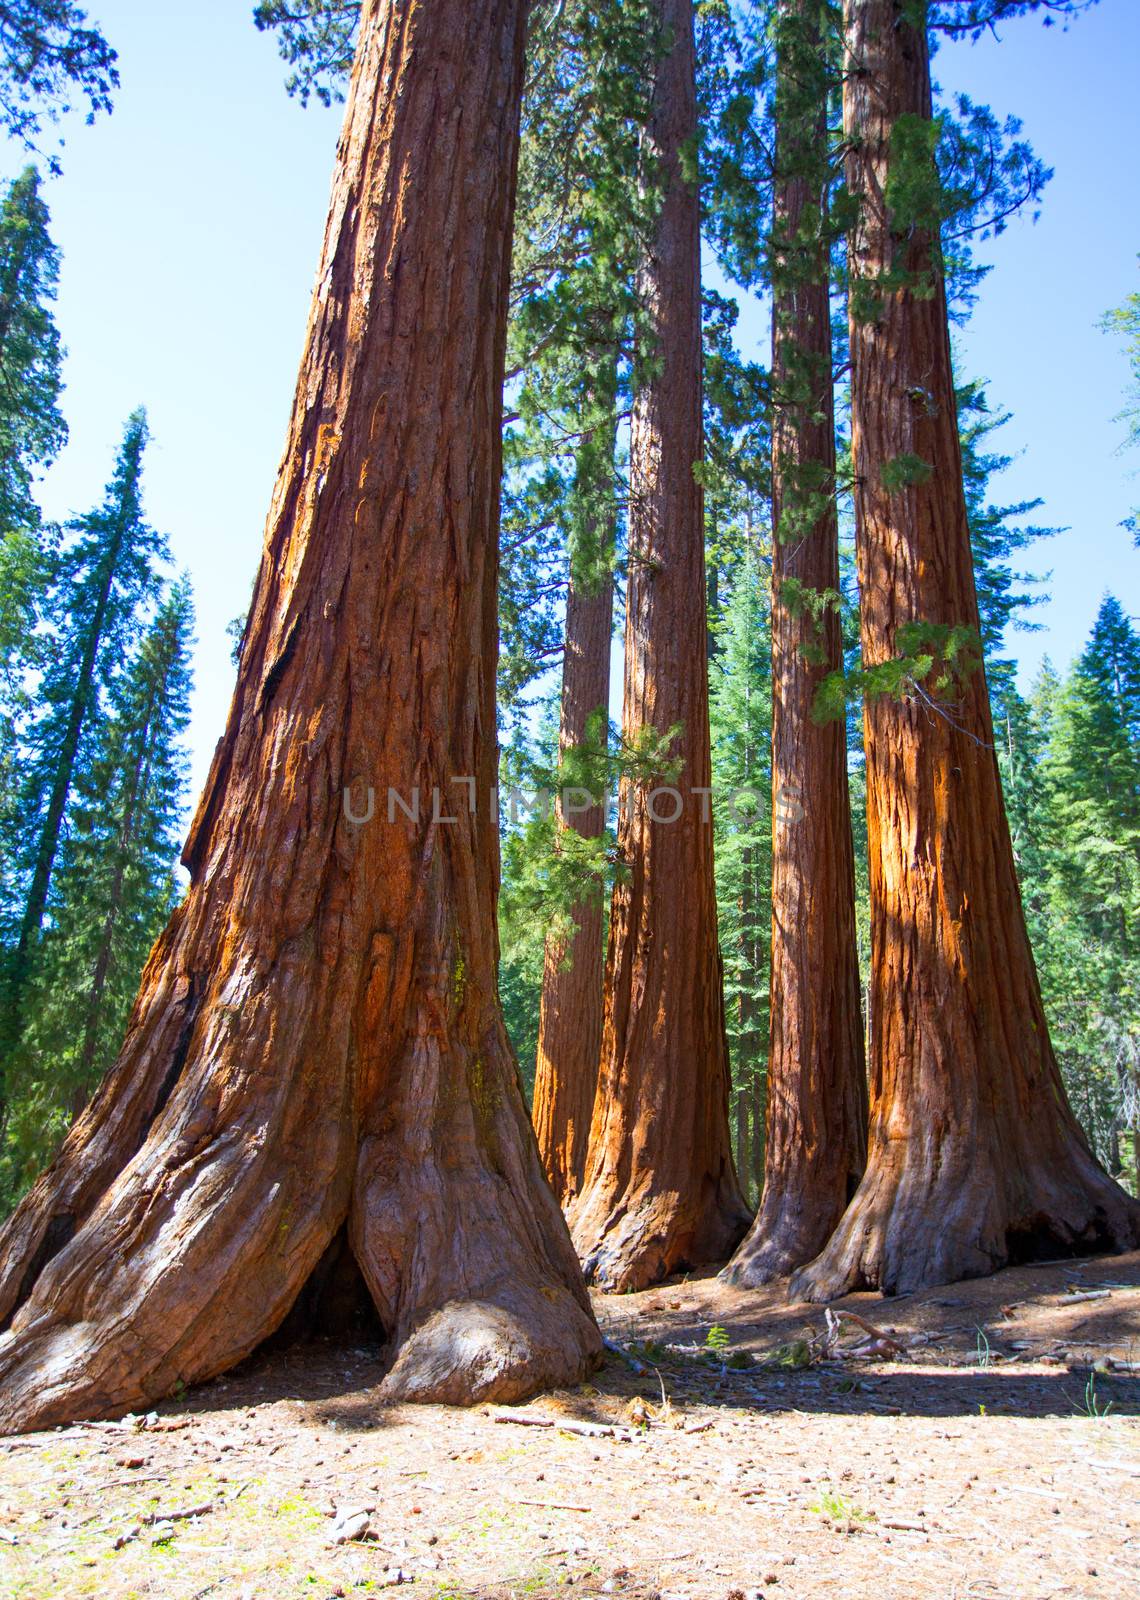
[1,577,193,1200]
[0,411,170,1124]
[0,164,65,927]
[709,544,772,1198]
[993,600,1140,1190]
[0,1,117,165]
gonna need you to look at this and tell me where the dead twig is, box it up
[824,1308,908,1359]
[144,1500,214,1525]
[491,1410,626,1440]
[509,1498,592,1513]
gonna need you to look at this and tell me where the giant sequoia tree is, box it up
[790,0,1138,1301]
[724,0,866,1288]
[568,0,750,1291]
[0,0,600,1435]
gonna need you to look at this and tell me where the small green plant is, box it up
[974,1326,991,1370]
[810,1488,874,1527]
[704,1324,731,1357]
[1078,1373,1114,1419]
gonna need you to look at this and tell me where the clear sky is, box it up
[23,0,1140,810]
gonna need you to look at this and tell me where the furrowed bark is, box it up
[724,0,867,1288]
[0,0,601,1435]
[790,0,1139,1301]
[567,0,751,1291]
[532,406,616,1207]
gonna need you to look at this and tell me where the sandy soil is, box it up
[2,1251,1138,1600]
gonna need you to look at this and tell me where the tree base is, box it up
[570,1179,751,1294]
[0,1016,601,1436]
[381,1290,597,1406]
[720,1189,849,1288]
[788,1132,1140,1303]
[0,1212,600,1436]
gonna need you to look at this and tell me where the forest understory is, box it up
[2,1252,1137,1600]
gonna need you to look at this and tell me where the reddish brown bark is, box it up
[724,0,867,1287]
[0,0,601,1435]
[567,0,750,1291]
[790,0,1139,1301]
[532,451,615,1207]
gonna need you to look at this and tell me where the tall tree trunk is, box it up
[0,0,600,1435]
[791,0,1139,1300]
[724,0,867,1288]
[532,400,616,1206]
[567,0,750,1291]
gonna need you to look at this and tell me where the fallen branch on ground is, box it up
[823,1308,908,1359]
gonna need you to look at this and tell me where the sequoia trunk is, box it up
[724,0,867,1287]
[532,410,616,1206]
[0,0,601,1435]
[568,0,750,1290]
[790,0,1138,1300]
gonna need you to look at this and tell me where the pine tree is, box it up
[2,578,194,1201]
[0,167,65,545]
[958,377,1053,715]
[0,410,168,1086]
[708,546,772,1203]
[0,165,66,933]
[1008,606,1140,1193]
[1046,598,1140,989]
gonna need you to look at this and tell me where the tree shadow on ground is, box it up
[155,1248,1140,1431]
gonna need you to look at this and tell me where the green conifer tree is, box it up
[2,577,193,1199]
[709,543,772,1201]
[0,165,66,927]
[0,410,168,1088]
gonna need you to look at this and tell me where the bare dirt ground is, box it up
[2,1251,1138,1600]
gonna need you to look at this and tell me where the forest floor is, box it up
[1,1252,1138,1600]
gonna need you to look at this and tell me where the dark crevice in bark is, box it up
[0,1213,75,1334]
[1003,1213,1119,1269]
[140,978,203,1144]
[264,1224,386,1349]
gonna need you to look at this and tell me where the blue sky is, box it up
[23,0,1140,808]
